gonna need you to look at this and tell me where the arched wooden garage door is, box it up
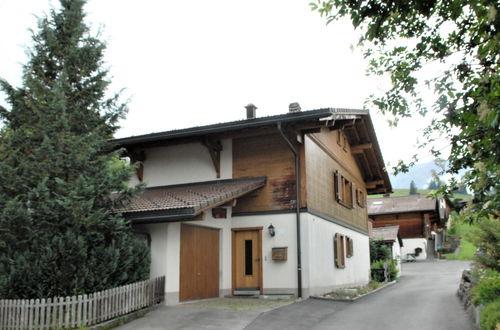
[179,224,220,301]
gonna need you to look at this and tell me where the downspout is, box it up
[277,122,302,298]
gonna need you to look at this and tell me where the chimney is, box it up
[289,102,301,113]
[245,103,257,119]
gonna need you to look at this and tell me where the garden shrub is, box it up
[370,240,391,262]
[480,298,500,330]
[371,259,398,282]
[471,269,500,306]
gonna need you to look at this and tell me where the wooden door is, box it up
[179,225,219,301]
[232,229,262,292]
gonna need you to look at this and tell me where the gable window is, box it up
[334,171,353,208]
[346,236,353,258]
[334,233,345,268]
[336,130,348,152]
[356,189,366,208]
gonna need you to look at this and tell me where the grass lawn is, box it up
[368,188,471,200]
[442,222,476,260]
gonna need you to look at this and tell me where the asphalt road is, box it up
[117,260,472,330]
[246,260,472,330]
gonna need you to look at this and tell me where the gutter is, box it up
[277,122,303,298]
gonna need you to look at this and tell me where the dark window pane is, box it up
[245,240,253,275]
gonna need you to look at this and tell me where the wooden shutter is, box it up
[334,234,345,268]
[334,171,342,202]
[346,237,354,258]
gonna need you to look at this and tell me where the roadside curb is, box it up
[310,280,398,302]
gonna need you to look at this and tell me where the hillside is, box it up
[368,188,471,200]
[388,160,466,189]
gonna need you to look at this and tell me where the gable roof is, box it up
[368,194,437,216]
[370,225,403,247]
[116,177,266,223]
[112,107,392,194]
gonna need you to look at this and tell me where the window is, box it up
[334,171,353,208]
[356,189,366,208]
[346,236,353,258]
[334,233,345,268]
[245,240,253,275]
[336,130,348,152]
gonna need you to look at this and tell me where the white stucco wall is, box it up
[392,242,402,274]
[402,238,427,260]
[302,213,371,297]
[137,139,232,187]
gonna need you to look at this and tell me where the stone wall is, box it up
[457,269,483,329]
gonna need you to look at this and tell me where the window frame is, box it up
[334,171,353,208]
[356,188,366,208]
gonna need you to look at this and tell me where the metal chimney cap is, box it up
[289,102,301,113]
[245,103,257,119]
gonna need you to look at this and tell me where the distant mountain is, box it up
[388,160,463,189]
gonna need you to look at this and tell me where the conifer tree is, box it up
[409,181,418,195]
[0,0,149,299]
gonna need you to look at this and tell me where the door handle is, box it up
[197,272,201,276]
[255,258,261,262]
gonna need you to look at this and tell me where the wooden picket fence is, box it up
[0,276,165,329]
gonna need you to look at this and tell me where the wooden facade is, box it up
[304,130,369,231]
[370,212,432,239]
[232,133,307,213]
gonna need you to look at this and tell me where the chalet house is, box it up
[367,194,451,261]
[112,105,391,305]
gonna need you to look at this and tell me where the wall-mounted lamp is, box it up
[268,224,275,237]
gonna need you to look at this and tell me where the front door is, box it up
[232,228,262,293]
[179,224,219,301]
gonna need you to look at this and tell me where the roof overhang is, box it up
[115,177,266,224]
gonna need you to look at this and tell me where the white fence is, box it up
[0,276,165,329]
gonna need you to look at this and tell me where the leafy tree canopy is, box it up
[311,0,499,221]
[0,0,149,299]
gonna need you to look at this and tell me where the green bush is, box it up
[467,216,500,271]
[371,259,398,282]
[370,240,391,262]
[471,269,500,306]
[480,298,500,330]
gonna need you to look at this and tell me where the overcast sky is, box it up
[0,0,447,169]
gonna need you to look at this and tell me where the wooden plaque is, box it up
[272,247,288,261]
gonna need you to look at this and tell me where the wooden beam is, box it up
[202,139,223,178]
[360,152,373,179]
[365,179,384,188]
[128,150,146,182]
[351,143,372,154]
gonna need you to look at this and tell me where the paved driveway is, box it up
[117,260,472,330]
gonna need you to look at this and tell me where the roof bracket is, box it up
[129,150,146,182]
[202,138,223,178]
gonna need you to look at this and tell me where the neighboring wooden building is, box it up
[368,194,451,260]
[113,105,391,304]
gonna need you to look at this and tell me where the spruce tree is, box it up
[409,181,418,195]
[0,0,149,299]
